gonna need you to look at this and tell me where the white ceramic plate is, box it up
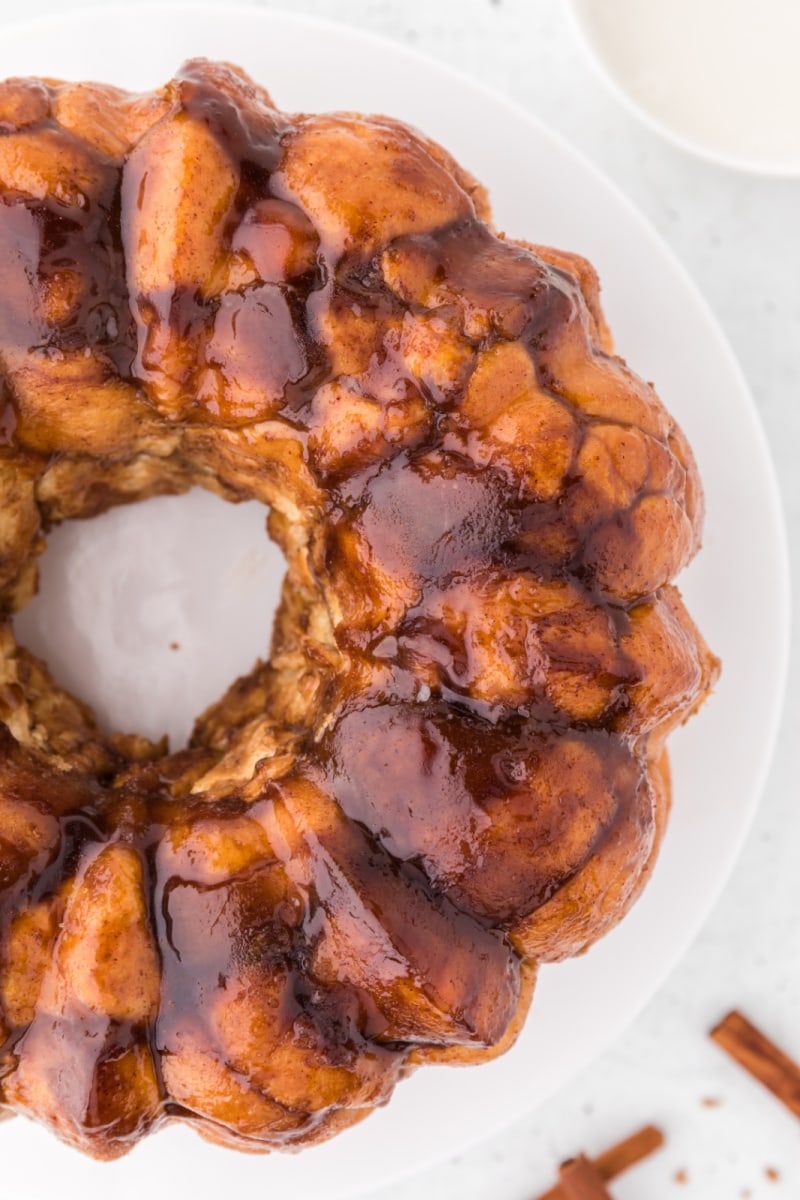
[0,6,791,1199]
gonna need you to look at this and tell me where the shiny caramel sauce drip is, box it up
[0,60,717,1156]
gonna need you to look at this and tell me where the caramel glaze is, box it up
[0,60,719,1157]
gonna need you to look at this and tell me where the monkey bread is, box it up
[0,60,718,1158]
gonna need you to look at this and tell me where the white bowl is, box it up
[569,0,800,177]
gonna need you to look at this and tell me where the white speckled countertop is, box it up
[2,0,798,1195]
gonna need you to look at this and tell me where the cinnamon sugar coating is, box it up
[0,60,718,1158]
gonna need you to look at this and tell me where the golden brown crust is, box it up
[0,59,718,1158]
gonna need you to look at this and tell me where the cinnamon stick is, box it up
[535,1125,665,1199]
[710,1010,800,1120]
[594,1124,664,1177]
[558,1155,613,1200]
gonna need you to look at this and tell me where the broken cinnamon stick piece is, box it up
[710,1010,800,1120]
[593,1124,665,1179]
[535,1125,666,1199]
[558,1155,614,1200]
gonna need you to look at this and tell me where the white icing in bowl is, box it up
[570,0,800,176]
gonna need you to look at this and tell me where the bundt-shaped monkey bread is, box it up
[0,60,718,1158]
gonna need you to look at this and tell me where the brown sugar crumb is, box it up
[169,641,180,650]
[674,1168,689,1185]
[741,1191,752,1199]
[701,1096,722,1107]
[765,1167,781,1182]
